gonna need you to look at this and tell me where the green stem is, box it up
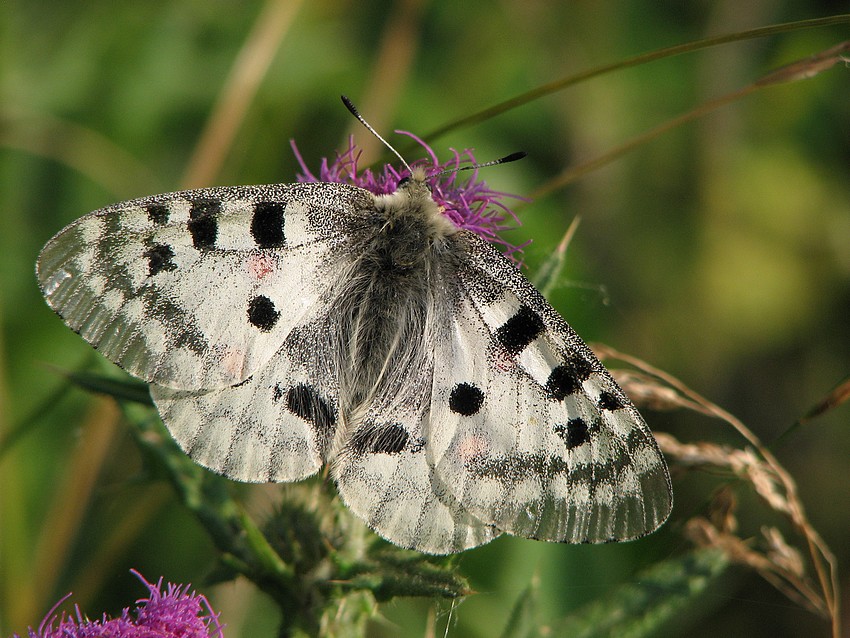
[418,14,850,144]
[530,40,850,198]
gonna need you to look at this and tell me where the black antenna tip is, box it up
[338,95,412,172]
[500,151,527,164]
[340,95,359,116]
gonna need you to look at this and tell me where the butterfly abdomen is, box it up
[329,179,463,450]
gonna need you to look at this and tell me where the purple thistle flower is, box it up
[290,132,529,259]
[16,570,223,638]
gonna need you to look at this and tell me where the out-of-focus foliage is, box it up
[2,2,848,636]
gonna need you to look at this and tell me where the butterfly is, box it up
[36,97,671,554]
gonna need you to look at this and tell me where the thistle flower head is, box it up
[290,133,529,258]
[16,570,222,638]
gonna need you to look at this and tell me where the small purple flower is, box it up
[16,570,223,638]
[290,132,529,258]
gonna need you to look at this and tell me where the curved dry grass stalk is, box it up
[18,400,122,626]
[594,344,840,638]
[0,111,162,197]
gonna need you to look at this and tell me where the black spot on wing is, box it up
[143,243,177,276]
[188,199,220,249]
[496,305,544,355]
[251,202,286,248]
[350,422,409,455]
[598,390,626,411]
[554,418,590,449]
[247,295,280,331]
[449,382,484,416]
[146,203,170,225]
[545,355,593,400]
[285,384,336,442]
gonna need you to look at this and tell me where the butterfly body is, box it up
[332,168,455,439]
[37,164,671,554]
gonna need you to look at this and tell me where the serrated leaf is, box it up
[340,548,469,601]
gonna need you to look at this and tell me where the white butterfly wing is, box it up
[150,318,342,482]
[331,314,500,554]
[428,233,672,543]
[36,183,370,390]
[332,401,501,553]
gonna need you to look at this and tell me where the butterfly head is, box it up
[375,165,458,238]
[396,165,432,198]
[294,97,528,254]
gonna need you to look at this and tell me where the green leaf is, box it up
[59,367,153,405]
[341,548,470,601]
[554,549,728,638]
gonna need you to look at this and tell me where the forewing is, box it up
[429,233,672,543]
[150,314,341,482]
[36,182,371,390]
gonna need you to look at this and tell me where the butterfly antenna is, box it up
[341,95,412,175]
[433,151,527,179]
[341,95,526,178]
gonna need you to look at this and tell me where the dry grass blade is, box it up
[181,0,304,189]
[0,111,161,197]
[419,16,850,144]
[343,0,427,163]
[19,400,122,623]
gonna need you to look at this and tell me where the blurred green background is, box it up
[1,1,848,636]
